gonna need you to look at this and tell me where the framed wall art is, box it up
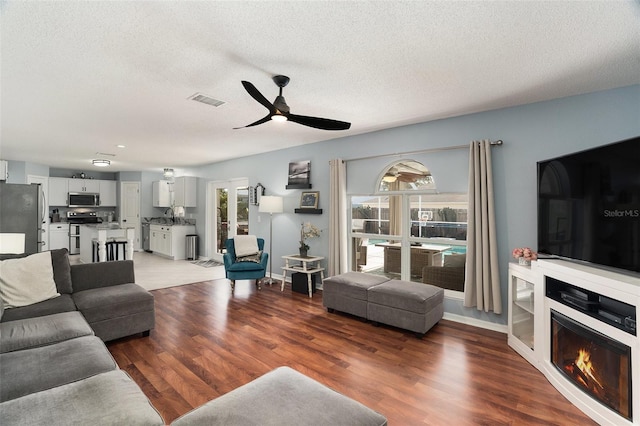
[286,160,312,189]
[299,191,319,209]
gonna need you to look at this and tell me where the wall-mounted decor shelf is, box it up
[294,208,322,214]
[286,183,312,190]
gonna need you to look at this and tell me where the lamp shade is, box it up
[259,196,283,214]
[0,233,26,254]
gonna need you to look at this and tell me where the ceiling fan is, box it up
[235,75,351,131]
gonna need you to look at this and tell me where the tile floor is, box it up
[70,251,226,291]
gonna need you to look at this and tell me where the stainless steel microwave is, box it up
[68,192,100,207]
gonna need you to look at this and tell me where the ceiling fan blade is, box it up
[241,81,275,112]
[233,114,272,129]
[287,114,351,131]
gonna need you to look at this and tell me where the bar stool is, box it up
[108,238,128,261]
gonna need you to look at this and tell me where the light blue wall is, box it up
[193,85,640,325]
[5,85,638,325]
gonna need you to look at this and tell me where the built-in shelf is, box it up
[294,208,322,214]
[286,183,312,189]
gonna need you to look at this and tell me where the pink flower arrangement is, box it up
[512,247,537,260]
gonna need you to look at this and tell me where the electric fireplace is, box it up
[551,310,632,420]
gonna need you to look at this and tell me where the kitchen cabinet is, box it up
[150,224,195,260]
[49,223,70,250]
[69,178,100,193]
[153,181,173,207]
[100,180,117,206]
[174,176,197,207]
[48,177,69,206]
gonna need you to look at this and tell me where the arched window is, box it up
[377,161,436,192]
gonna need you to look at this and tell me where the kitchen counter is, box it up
[82,223,126,230]
[78,224,135,264]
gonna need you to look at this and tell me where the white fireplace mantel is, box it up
[508,259,640,426]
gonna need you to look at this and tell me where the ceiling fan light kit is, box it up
[271,113,287,122]
[236,75,351,131]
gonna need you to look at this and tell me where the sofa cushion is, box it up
[70,260,135,293]
[0,251,59,309]
[367,280,444,314]
[323,272,390,301]
[0,335,117,402]
[73,283,154,323]
[0,370,165,426]
[0,294,76,323]
[0,311,93,353]
[50,248,73,294]
[171,366,387,426]
[226,261,265,272]
[443,253,466,268]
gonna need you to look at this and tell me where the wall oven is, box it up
[68,192,100,207]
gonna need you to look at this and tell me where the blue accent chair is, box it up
[223,237,269,291]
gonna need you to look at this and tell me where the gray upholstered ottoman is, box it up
[367,280,444,336]
[323,272,390,318]
[172,366,387,426]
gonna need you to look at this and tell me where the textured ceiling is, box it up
[1,1,639,172]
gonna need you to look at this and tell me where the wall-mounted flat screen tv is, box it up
[537,136,640,274]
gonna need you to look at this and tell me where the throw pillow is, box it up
[236,251,263,263]
[444,253,466,268]
[0,251,60,309]
[234,235,260,257]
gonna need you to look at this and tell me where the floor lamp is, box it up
[258,196,283,285]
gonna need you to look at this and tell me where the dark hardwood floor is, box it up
[107,280,596,425]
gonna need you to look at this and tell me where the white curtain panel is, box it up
[328,159,348,276]
[464,140,501,314]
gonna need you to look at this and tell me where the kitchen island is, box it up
[79,224,135,263]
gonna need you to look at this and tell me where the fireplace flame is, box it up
[572,348,604,392]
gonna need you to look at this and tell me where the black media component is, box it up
[546,276,636,336]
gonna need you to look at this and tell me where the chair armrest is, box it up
[71,260,135,292]
[260,252,269,269]
[223,253,234,270]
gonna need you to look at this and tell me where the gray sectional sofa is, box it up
[0,249,387,425]
[0,248,163,425]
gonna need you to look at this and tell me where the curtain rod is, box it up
[343,139,503,163]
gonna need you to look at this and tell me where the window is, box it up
[350,160,467,292]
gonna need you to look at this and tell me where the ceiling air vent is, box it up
[189,93,225,107]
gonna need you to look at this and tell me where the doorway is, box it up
[120,181,141,250]
[206,178,249,261]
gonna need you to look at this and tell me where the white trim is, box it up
[443,312,508,334]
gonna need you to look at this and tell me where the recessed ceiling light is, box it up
[92,159,110,167]
[116,144,126,148]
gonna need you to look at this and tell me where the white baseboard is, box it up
[443,312,508,334]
